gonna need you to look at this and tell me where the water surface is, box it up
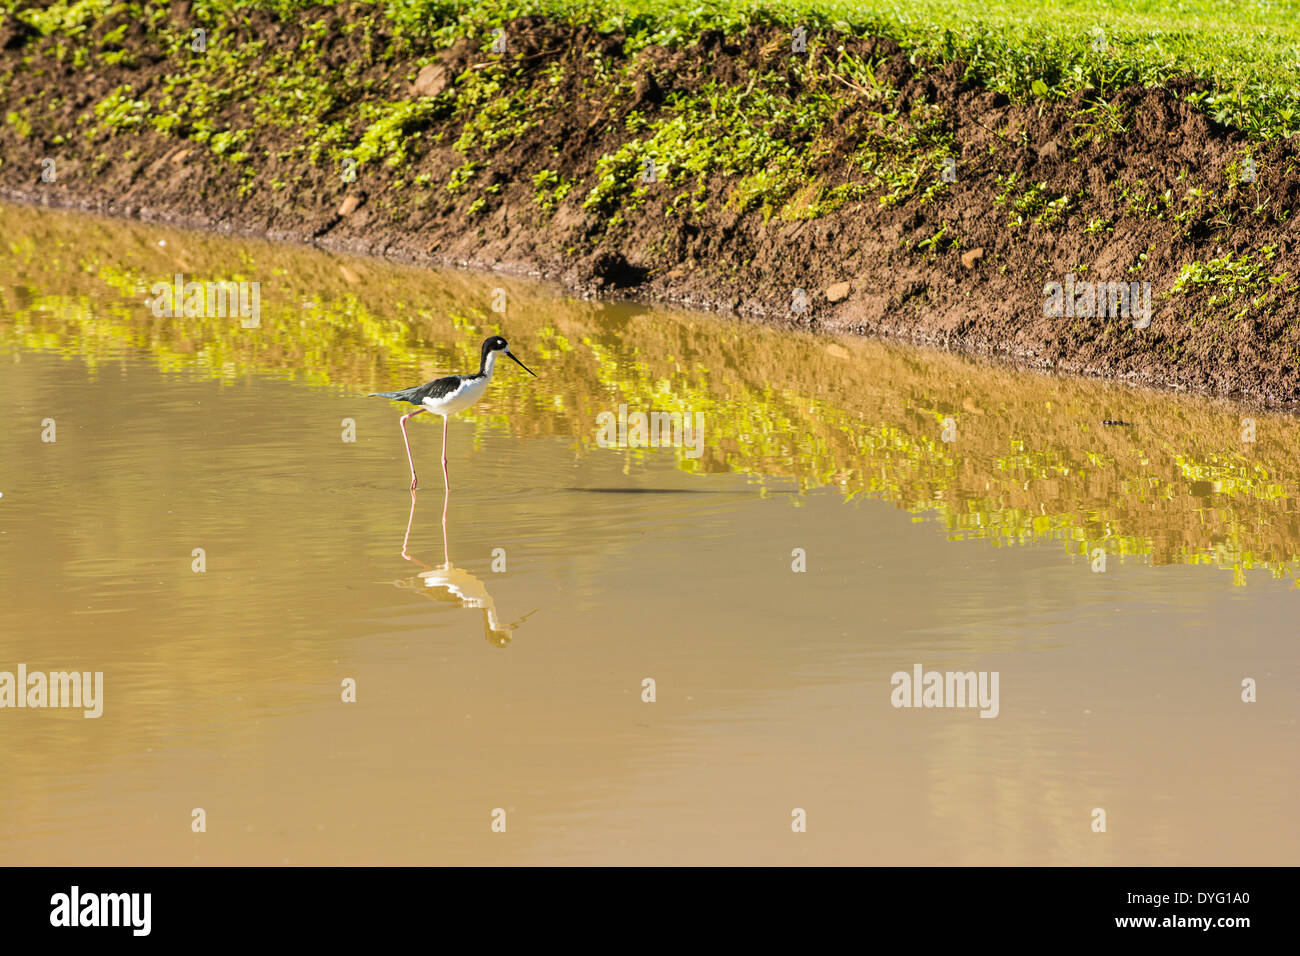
[0,204,1297,865]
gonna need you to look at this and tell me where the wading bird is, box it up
[371,335,536,491]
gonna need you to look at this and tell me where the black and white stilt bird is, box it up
[371,335,536,491]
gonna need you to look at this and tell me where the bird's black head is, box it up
[482,334,537,377]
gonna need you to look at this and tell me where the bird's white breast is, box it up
[423,374,491,416]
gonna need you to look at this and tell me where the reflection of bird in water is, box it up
[370,335,537,492]
[393,489,535,648]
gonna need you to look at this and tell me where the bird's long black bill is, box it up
[505,350,537,376]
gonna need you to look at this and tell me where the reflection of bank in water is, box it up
[392,490,535,648]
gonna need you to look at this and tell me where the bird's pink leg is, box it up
[401,488,419,561]
[440,486,450,568]
[400,409,426,490]
[441,414,450,493]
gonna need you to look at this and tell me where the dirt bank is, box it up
[3,5,1300,405]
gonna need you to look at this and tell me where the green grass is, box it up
[579,55,957,226]
[378,0,1300,139]
[6,0,1300,272]
[6,0,1300,196]
[9,0,1300,140]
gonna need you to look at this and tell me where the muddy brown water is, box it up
[0,204,1297,865]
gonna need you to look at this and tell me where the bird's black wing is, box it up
[371,375,464,405]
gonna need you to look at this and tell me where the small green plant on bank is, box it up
[532,169,573,211]
[994,173,1074,230]
[92,84,148,133]
[5,108,32,137]
[1170,246,1281,307]
[348,99,438,168]
[446,159,480,193]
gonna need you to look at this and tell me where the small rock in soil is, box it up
[411,63,450,98]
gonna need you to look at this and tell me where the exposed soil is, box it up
[4,7,1300,405]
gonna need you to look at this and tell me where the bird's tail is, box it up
[370,386,421,402]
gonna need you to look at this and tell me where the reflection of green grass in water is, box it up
[3,204,1300,584]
